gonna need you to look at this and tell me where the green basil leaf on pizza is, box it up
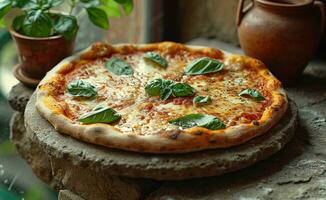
[185,57,224,75]
[145,78,195,100]
[67,80,97,98]
[239,88,265,101]
[169,114,226,130]
[145,79,173,97]
[193,96,212,105]
[143,52,168,68]
[105,57,133,75]
[79,107,121,124]
[160,88,173,100]
[171,83,195,97]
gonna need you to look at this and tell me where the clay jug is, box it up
[237,0,325,85]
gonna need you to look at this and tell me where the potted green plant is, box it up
[0,0,133,84]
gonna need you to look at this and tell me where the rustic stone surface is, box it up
[24,93,297,181]
[58,190,85,200]
[8,83,33,112]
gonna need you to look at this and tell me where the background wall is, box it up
[163,0,239,44]
[101,0,240,45]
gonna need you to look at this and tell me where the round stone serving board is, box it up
[25,94,297,180]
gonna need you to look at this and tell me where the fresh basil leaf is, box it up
[40,0,63,10]
[160,88,173,101]
[86,7,109,29]
[169,114,226,130]
[81,0,100,7]
[0,0,11,19]
[54,14,78,39]
[171,83,195,97]
[113,0,133,15]
[12,0,38,10]
[145,79,174,98]
[193,96,212,105]
[79,107,121,124]
[100,0,121,17]
[204,117,226,130]
[239,88,265,101]
[145,79,194,100]
[105,57,133,75]
[21,10,53,37]
[12,15,25,32]
[0,18,5,28]
[49,0,64,7]
[67,80,97,98]
[113,0,128,3]
[145,79,166,96]
[143,52,168,68]
[185,57,224,75]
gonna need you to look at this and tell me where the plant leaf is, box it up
[113,0,128,3]
[67,80,97,98]
[105,57,133,75]
[50,0,64,7]
[54,14,78,39]
[12,0,39,10]
[113,0,133,15]
[0,18,5,28]
[86,7,109,29]
[169,114,226,130]
[81,0,100,7]
[0,0,11,19]
[12,15,25,32]
[99,0,121,17]
[79,107,121,124]
[143,52,168,68]
[239,88,265,101]
[193,96,212,105]
[171,83,195,97]
[21,10,53,37]
[185,57,224,75]
[40,0,64,10]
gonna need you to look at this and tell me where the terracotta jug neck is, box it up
[255,0,314,12]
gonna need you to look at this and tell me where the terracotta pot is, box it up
[9,28,75,80]
[237,0,325,85]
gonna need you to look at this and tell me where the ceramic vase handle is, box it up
[314,0,325,35]
[236,0,254,26]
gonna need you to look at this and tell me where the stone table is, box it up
[8,38,326,199]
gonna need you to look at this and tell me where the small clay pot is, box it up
[237,0,325,85]
[9,28,75,80]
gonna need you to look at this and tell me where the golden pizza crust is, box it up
[36,42,288,153]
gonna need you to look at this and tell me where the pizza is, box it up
[35,42,288,153]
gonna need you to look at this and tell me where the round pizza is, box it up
[36,42,288,153]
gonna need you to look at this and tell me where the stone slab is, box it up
[147,102,326,200]
[8,83,33,113]
[25,93,297,181]
[58,190,84,200]
[11,111,157,200]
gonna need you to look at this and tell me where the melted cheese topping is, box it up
[55,51,272,135]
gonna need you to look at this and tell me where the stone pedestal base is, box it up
[58,190,84,200]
